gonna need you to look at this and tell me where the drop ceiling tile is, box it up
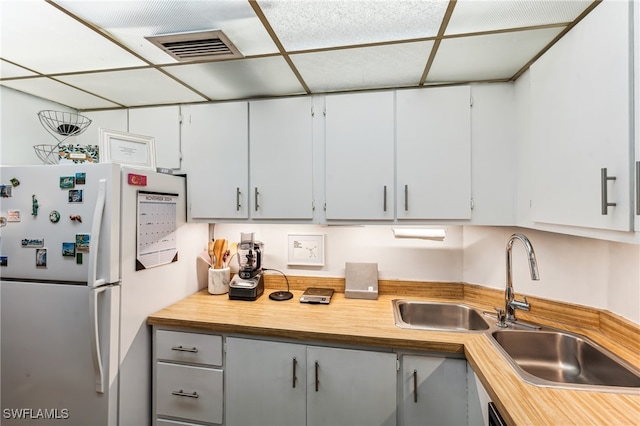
[259,0,447,51]
[54,0,278,63]
[56,68,206,107]
[0,60,38,79]
[0,1,147,74]
[0,78,120,110]
[427,27,564,83]
[446,0,594,35]
[162,56,305,100]
[291,41,434,93]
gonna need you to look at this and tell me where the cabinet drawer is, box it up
[156,362,223,424]
[156,330,222,366]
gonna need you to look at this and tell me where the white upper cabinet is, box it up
[80,107,180,169]
[325,91,395,220]
[129,106,181,170]
[529,1,632,232]
[182,102,249,220]
[396,86,471,220]
[79,110,127,148]
[249,97,314,220]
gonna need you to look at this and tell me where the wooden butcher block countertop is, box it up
[148,279,640,426]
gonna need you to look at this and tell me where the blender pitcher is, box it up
[237,232,262,279]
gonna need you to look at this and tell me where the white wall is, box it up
[0,86,78,165]
[213,223,464,283]
[462,226,640,324]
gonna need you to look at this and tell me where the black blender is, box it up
[228,232,265,300]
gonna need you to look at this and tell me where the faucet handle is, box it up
[510,296,531,312]
[494,307,507,328]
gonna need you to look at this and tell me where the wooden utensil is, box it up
[220,239,228,267]
[208,241,215,263]
[213,238,227,269]
[226,242,238,268]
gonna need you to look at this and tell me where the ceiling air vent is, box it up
[145,30,243,62]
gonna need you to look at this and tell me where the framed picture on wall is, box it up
[287,234,325,266]
[99,128,156,170]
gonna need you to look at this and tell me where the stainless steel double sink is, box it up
[392,299,640,393]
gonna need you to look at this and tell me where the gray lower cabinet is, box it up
[467,365,492,426]
[153,329,224,425]
[153,331,485,426]
[225,337,398,426]
[400,355,468,426]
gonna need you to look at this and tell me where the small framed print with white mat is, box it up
[287,234,324,266]
[99,128,156,170]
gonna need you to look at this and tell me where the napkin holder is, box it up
[344,262,378,300]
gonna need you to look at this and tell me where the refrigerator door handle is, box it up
[89,179,107,288]
[90,286,106,393]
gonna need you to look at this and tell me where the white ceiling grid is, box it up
[0,0,599,110]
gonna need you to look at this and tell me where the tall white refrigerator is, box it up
[0,163,207,425]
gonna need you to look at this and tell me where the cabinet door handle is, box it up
[383,185,387,212]
[413,369,418,403]
[404,185,409,211]
[601,168,617,215]
[636,161,640,215]
[315,361,319,392]
[254,187,260,211]
[292,357,297,388]
[171,345,198,353]
[236,187,241,211]
[172,389,199,398]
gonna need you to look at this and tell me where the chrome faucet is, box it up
[500,233,539,326]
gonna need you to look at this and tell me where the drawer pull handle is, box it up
[172,389,199,399]
[171,345,198,353]
[315,361,319,392]
[413,369,418,403]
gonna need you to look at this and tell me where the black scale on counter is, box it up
[299,287,334,304]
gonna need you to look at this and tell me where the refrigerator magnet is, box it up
[76,252,83,264]
[76,233,90,251]
[0,256,7,266]
[49,210,61,223]
[10,178,20,186]
[128,173,147,186]
[59,176,75,189]
[32,195,39,216]
[36,248,47,268]
[7,210,20,222]
[75,173,86,185]
[1,185,12,197]
[62,242,76,257]
[68,189,83,203]
[0,217,6,227]
[21,238,44,248]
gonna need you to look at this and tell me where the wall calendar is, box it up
[136,191,178,270]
